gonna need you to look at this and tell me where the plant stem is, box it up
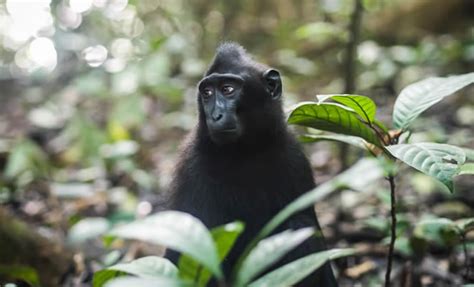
[194,265,203,284]
[385,175,396,287]
[344,0,363,94]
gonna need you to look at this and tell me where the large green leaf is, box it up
[103,276,190,287]
[414,218,459,246]
[462,148,474,161]
[110,211,223,279]
[458,163,474,176]
[387,143,466,192]
[248,249,354,287]
[288,102,381,147]
[178,222,244,286]
[300,134,368,150]
[94,257,178,287]
[211,222,244,261]
[374,119,390,134]
[68,217,111,244]
[235,227,314,287]
[109,256,177,277]
[318,94,377,123]
[393,73,474,130]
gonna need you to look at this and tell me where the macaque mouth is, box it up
[209,125,241,144]
[218,128,238,133]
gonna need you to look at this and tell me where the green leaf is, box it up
[110,211,223,279]
[374,119,390,134]
[318,94,377,123]
[288,102,381,147]
[103,276,190,287]
[94,257,178,287]
[295,22,347,43]
[62,114,107,163]
[393,72,474,130]
[68,217,111,244]
[211,222,245,261]
[95,270,127,286]
[104,257,177,280]
[4,140,50,180]
[458,163,474,176]
[248,249,354,287]
[387,143,466,192]
[299,134,368,150]
[235,227,314,287]
[0,265,40,287]
[414,218,459,246]
[178,222,244,286]
[363,217,389,233]
[462,148,474,161]
[394,237,414,257]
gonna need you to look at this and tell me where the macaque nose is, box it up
[212,113,223,122]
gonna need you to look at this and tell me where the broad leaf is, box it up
[68,217,111,244]
[462,148,474,161]
[103,276,190,287]
[248,249,354,287]
[318,94,376,123]
[458,163,474,176]
[288,102,381,147]
[374,119,389,134]
[178,222,244,286]
[211,222,245,261]
[110,211,222,279]
[300,134,368,150]
[93,257,178,287]
[387,143,466,192]
[235,227,314,287]
[414,218,459,246]
[393,72,474,130]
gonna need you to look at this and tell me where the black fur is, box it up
[167,42,337,286]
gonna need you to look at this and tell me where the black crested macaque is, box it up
[167,42,337,286]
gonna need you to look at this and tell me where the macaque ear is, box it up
[263,69,282,100]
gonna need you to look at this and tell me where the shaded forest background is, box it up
[0,0,473,286]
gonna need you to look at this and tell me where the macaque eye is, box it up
[221,85,235,95]
[202,88,213,99]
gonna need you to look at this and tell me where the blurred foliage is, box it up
[0,0,473,286]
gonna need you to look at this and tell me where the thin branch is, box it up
[344,0,363,94]
[385,175,397,287]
